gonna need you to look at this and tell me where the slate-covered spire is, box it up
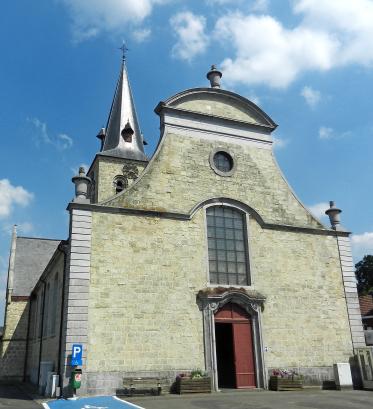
[100,59,147,161]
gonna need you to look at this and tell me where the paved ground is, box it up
[126,389,373,409]
[0,383,40,409]
[1,384,372,409]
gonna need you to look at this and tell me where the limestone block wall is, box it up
[108,133,322,229]
[86,207,354,391]
[0,299,29,380]
[84,116,356,389]
[88,156,147,203]
[248,218,354,374]
[86,210,206,394]
[176,94,262,124]
[25,254,65,384]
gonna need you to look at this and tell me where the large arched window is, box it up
[206,206,250,285]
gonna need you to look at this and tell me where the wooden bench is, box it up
[119,377,167,396]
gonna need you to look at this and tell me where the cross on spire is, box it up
[118,41,129,62]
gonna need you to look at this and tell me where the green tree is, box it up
[355,255,373,294]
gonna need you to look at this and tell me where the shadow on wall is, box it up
[0,383,35,401]
[0,300,29,381]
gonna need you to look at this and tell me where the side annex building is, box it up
[0,62,366,395]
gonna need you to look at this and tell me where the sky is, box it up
[1,0,373,323]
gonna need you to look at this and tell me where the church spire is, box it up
[100,57,147,161]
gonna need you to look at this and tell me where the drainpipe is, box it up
[37,281,46,389]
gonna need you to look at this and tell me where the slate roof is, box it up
[100,60,147,161]
[12,237,61,296]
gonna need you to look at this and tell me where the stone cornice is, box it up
[67,201,351,237]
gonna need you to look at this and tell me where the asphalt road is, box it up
[0,383,40,409]
[1,384,372,409]
[127,389,373,409]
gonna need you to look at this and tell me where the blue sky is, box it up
[1,0,373,323]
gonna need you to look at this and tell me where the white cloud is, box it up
[30,117,50,144]
[351,232,373,261]
[301,86,321,108]
[318,126,351,140]
[0,180,33,218]
[206,0,243,4]
[251,0,269,12]
[272,136,288,150]
[170,12,209,62]
[18,222,34,235]
[318,126,334,140]
[215,0,373,88]
[205,0,268,8]
[245,91,261,105]
[61,0,168,43]
[216,13,337,88]
[57,133,73,150]
[29,118,73,150]
[132,28,151,43]
[307,202,329,220]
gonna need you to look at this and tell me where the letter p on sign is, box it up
[71,344,83,366]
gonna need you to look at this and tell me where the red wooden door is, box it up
[233,322,256,388]
[215,303,256,388]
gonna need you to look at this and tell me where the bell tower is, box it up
[87,55,148,203]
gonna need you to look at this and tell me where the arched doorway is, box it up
[215,303,256,388]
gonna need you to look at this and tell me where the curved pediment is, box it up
[156,88,277,130]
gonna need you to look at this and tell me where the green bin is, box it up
[70,368,82,389]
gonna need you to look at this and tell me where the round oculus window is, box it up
[213,151,233,173]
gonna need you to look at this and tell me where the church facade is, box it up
[0,61,366,396]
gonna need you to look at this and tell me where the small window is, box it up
[213,152,233,172]
[207,206,250,286]
[113,176,128,194]
[116,180,125,193]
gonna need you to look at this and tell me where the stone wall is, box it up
[84,105,355,391]
[86,210,206,394]
[249,219,353,370]
[107,133,323,229]
[86,208,354,390]
[26,253,65,385]
[0,299,29,380]
[89,156,147,203]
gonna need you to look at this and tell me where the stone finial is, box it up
[325,201,342,230]
[206,65,222,88]
[72,167,91,203]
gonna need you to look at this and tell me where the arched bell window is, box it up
[113,176,128,194]
[206,206,250,286]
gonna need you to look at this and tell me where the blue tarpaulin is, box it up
[43,396,143,409]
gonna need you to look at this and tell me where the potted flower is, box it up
[269,369,304,391]
[175,370,212,394]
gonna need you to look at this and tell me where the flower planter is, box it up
[269,376,303,391]
[176,377,212,394]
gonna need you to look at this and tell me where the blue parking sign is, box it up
[71,344,83,366]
